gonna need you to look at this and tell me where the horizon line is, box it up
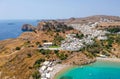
[0,14,119,20]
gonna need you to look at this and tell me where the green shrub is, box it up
[39,49,51,55]
[32,70,41,79]
[36,42,40,45]
[15,47,21,50]
[27,41,30,43]
[27,53,32,58]
[57,53,68,60]
[54,50,59,54]
[33,58,45,68]
[42,40,48,43]
[76,33,84,39]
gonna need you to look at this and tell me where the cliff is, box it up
[21,20,73,32]
[21,24,36,31]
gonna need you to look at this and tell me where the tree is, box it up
[54,50,59,54]
[33,58,45,68]
[42,40,48,43]
[39,49,51,55]
[35,42,40,45]
[76,33,84,39]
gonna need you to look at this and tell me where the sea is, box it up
[56,60,120,79]
[0,20,38,40]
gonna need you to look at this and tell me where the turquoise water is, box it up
[57,60,120,79]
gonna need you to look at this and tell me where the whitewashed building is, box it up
[43,42,53,47]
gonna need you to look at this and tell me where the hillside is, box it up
[59,15,120,24]
[0,21,90,79]
[1,15,120,79]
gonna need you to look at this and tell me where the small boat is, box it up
[8,23,15,25]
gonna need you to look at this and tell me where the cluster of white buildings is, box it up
[61,22,108,51]
[61,34,85,51]
[100,18,115,22]
[39,61,55,79]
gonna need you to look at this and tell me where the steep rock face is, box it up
[21,24,36,31]
[37,20,73,31]
[37,21,52,31]
[21,21,73,32]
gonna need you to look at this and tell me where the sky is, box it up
[0,0,120,19]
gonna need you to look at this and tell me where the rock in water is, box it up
[21,24,36,31]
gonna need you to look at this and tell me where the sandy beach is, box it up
[97,57,120,62]
[52,57,120,79]
[50,64,72,79]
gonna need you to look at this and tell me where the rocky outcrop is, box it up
[37,20,70,31]
[62,53,96,65]
[21,21,73,32]
[21,24,36,31]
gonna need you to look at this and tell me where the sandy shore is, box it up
[97,57,120,62]
[50,64,72,79]
[51,57,120,79]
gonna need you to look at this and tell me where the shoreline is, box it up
[52,57,120,79]
[96,57,120,62]
[51,64,73,79]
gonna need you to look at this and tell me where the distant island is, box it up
[0,15,120,79]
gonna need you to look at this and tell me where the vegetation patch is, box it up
[39,49,52,55]
[53,33,64,46]
[33,58,45,69]
[49,45,60,48]
[15,47,21,50]
[32,70,41,79]
[75,33,84,39]
[106,27,120,33]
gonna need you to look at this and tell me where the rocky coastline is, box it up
[21,20,73,32]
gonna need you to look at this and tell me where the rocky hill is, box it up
[59,15,120,24]
[21,20,73,32]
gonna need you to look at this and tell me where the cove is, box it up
[56,60,120,79]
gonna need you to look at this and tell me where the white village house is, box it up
[43,42,53,47]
